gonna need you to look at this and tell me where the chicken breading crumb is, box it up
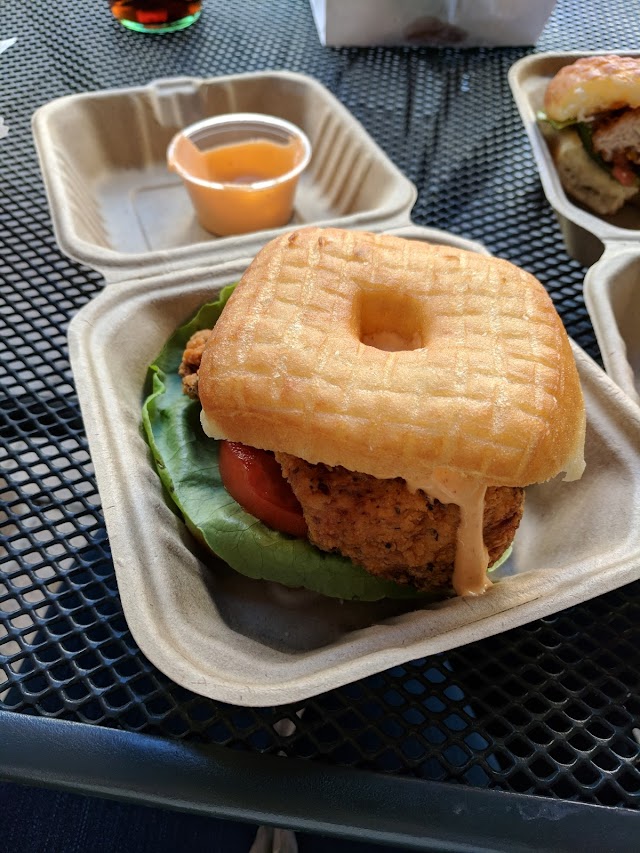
[276,453,524,593]
[178,329,213,399]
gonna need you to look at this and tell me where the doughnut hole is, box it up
[357,290,426,352]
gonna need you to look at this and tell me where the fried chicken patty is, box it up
[276,453,524,593]
[179,329,213,399]
[592,107,640,165]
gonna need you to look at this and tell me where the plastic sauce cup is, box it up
[167,113,312,237]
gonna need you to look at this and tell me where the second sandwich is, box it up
[541,53,640,215]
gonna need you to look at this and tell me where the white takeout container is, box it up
[509,51,640,404]
[36,72,640,705]
[309,0,556,48]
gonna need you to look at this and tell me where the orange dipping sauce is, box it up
[204,138,301,185]
[167,115,312,237]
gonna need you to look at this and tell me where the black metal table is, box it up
[1,1,639,849]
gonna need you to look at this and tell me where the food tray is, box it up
[583,249,640,404]
[32,71,417,282]
[67,223,640,706]
[509,51,640,404]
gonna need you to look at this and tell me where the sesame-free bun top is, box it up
[199,228,585,489]
[544,54,640,123]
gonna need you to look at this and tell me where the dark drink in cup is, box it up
[109,1,202,33]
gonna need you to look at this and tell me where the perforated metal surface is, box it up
[1,0,640,816]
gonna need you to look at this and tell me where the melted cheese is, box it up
[406,469,491,597]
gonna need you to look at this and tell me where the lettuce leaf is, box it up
[536,110,578,131]
[141,287,425,601]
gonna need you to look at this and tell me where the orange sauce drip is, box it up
[406,470,492,597]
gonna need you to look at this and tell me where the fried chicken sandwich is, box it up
[170,227,585,600]
[540,54,640,215]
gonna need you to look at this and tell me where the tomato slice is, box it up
[219,441,308,538]
[612,154,638,187]
[612,164,637,187]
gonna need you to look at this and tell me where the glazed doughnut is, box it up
[198,227,585,491]
[544,54,640,123]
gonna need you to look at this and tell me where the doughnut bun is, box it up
[198,228,585,489]
[544,54,640,123]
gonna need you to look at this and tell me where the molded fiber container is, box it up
[35,72,640,705]
[509,51,640,404]
[584,246,640,404]
[67,224,640,705]
[32,71,416,282]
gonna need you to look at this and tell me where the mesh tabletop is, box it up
[1,0,639,835]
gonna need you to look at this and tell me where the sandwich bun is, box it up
[199,227,585,489]
[544,54,640,123]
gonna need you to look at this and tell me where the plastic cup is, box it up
[167,113,312,237]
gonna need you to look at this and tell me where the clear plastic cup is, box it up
[167,113,312,237]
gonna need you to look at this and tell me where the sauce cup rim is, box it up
[167,112,312,190]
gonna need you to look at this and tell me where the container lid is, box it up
[584,244,640,404]
[32,71,417,283]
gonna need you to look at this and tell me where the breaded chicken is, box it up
[276,453,524,593]
[593,108,640,165]
[179,329,213,399]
